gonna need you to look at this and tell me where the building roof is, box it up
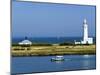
[18,39,32,45]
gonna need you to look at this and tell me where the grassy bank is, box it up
[11,44,96,57]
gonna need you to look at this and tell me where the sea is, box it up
[12,37,96,44]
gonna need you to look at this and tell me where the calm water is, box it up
[11,55,96,74]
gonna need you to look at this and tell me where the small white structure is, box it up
[74,40,81,44]
[18,39,32,45]
[75,19,93,44]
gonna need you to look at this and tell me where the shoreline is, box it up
[12,54,96,57]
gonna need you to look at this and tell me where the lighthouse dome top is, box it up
[84,19,87,24]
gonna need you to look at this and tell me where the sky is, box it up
[12,0,96,38]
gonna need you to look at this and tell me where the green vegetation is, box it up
[59,42,75,46]
[31,43,52,46]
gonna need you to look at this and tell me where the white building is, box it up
[75,19,93,44]
[18,38,32,45]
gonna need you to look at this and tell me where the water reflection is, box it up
[53,61,64,64]
[82,55,93,69]
[82,59,90,69]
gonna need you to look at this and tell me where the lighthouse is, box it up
[83,19,88,43]
[75,19,93,44]
[81,19,93,44]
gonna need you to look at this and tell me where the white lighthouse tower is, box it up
[83,19,88,43]
[75,19,93,44]
[81,19,93,44]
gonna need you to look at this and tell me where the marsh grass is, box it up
[12,43,96,56]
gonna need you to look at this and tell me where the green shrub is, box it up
[59,42,74,46]
[31,43,52,46]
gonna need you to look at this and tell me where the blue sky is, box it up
[12,1,96,38]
